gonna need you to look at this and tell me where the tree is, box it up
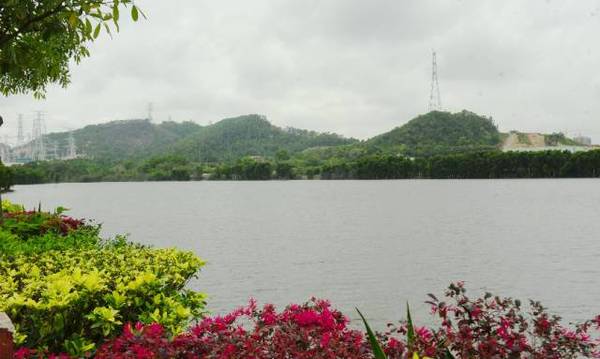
[0,0,143,98]
[0,0,143,217]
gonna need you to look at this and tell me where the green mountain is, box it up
[42,115,356,162]
[170,114,357,162]
[368,110,501,156]
[45,119,202,161]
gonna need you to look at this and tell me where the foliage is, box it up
[1,206,86,237]
[0,0,142,97]
[94,298,371,358]
[0,203,206,356]
[43,120,203,162]
[0,226,100,255]
[368,110,501,156]
[320,150,600,179]
[544,132,579,146]
[212,156,273,180]
[172,114,357,163]
[23,285,600,358]
[11,148,600,183]
[379,282,600,358]
[0,161,14,191]
[1,199,23,213]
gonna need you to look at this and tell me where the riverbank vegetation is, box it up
[9,148,600,184]
[7,111,599,185]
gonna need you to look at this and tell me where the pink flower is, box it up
[320,332,332,348]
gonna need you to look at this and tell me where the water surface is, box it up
[7,180,600,327]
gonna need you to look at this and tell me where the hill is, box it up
[36,115,356,163]
[368,110,501,156]
[45,119,203,161]
[170,114,358,162]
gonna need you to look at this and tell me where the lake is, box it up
[6,180,600,328]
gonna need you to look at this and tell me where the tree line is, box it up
[5,149,600,185]
[321,150,600,179]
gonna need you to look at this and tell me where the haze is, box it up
[1,0,600,142]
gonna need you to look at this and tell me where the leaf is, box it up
[444,349,456,359]
[112,5,120,21]
[131,6,139,21]
[68,12,78,28]
[85,19,93,35]
[103,22,112,38]
[406,302,416,348]
[93,23,101,39]
[356,308,387,359]
[427,293,438,302]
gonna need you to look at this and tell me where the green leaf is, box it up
[85,18,92,35]
[406,302,416,348]
[356,308,387,359]
[112,5,120,21]
[103,22,112,37]
[68,12,78,28]
[445,349,456,359]
[93,23,102,39]
[131,6,139,21]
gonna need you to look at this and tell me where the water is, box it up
[6,180,600,328]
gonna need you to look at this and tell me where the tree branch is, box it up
[0,3,67,48]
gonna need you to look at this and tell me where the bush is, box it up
[95,298,370,358]
[1,242,206,356]
[0,201,207,356]
[1,206,87,238]
[378,282,600,358]
[27,285,600,358]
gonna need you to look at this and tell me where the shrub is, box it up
[378,282,600,358]
[0,201,207,356]
[1,207,87,238]
[1,237,206,356]
[1,199,24,213]
[30,285,599,358]
[95,298,370,358]
[0,226,100,255]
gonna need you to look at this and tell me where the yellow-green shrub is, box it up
[0,241,206,355]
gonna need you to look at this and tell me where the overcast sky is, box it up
[1,0,600,142]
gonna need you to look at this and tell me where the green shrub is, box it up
[0,241,206,355]
[0,205,206,357]
[1,199,24,213]
[0,227,100,255]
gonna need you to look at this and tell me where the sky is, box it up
[1,0,600,143]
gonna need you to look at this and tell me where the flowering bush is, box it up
[95,298,371,358]
[23,284,598,359]
[379,282,600,358]
[1,204,87,237]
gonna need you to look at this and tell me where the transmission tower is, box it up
[32,111,47,161]
[147,102,154,122]
[17,114,24,145]
[428,51,442,112]
[66,132,77,159]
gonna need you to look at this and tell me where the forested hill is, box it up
[45,115,357,162]
[170,114,357,162]
[368,110,501,156]
[46,119,203,161]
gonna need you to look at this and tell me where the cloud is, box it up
[1,0,600,142]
